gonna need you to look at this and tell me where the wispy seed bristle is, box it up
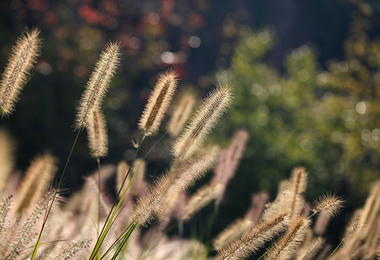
[0,28,42,117]
[265,217,311,260]
[0,129,15,194]
[173,85,233,160]
[132,175,168,227]
[7,191,55,259]
[86,109,108,158]
[311,193,344,218]
[13,153,58,214]
[167,93,196,137]
[139,69,178,136]
[182,183,223,220]
[54,239,91,260]
[218,213,289,260]
[74,41,122,130]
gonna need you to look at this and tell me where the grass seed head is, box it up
[139,69,178,136]
[0,28,42,117]
[173,84,233,160]
[74,41,122,130]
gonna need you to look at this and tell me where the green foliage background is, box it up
[211,3,380,236]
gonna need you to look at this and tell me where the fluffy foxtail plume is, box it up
[173,85,233,160]
[359,181,380,230]
[213,129,249,202]
[262,189,293,220]
[182,183,223,220]
[131,158,146,195]
[74,41,122,130]
[245,192,269,223]
[13,153,57,214]
[167,93,196,137]
[296,236,324,260]
[213,219,253,252]
[0,196,12,235]
[86,109,108,158]
[0,129,15,194]
[131,175,168,227]
[139,69,178,136]
[0,28,42,117]
[158,146,219,223]
[311,193,344,218]
[224,129,249,181]
[6,191,55,260]
[289,167,308,219]
[265,217,311,260]
[54,239,91,260]
[278,180,290,193]
[218,213,289,260]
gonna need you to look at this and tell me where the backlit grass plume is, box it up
[74,41,122,130]
[265,217,311,260]
[13,153,57,215]
[86,109,108,158]
[0,129,15,195]
[218,213,289,260]
[139,69,178,136]
[173,85,232,160]
[167,93,196,137]
[311,193,344,218]
[0,28,41,117]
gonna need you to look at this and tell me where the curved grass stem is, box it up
[89,135,146,260]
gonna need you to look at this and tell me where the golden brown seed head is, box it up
[0,129,15,194]
[139,69,178,136]
[182,183,223,220]
[173,84,233,160]
[311,193,344,218]
[167,93,196,137]
[0,28,42,117]
[218,213,289,260]
[74,41,122,130]
[13,153,58,214]
[266,217,311,260]
[86,109,108,158]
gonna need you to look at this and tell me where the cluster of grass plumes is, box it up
[1,27,380,260]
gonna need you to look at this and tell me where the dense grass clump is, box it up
[0,28,379,260]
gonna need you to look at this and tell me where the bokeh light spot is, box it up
[189,36,201,48]
[356,101,366,114]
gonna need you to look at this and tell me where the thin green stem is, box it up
[31,125,83,259]
[97,157,101,260]
[99,222,134,260]
[111,223,136,259]
[204,203,218,259]
[327,239,345,260]
[89,135,146,260]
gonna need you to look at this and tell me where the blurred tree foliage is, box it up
[216,0,380,213]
